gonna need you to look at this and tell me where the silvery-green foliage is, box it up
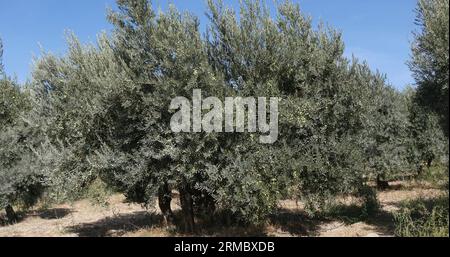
[360,75,413,181]
[26,0,443,226]
[31,1,225,217]
[0,45,47,213]
[409,0,449,136]
[405,87,448,171]
[205,0,390,215]
[30,33,132,201]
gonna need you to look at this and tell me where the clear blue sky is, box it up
[0,0,418,89]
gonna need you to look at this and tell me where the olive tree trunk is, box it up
[376,174,390,190]
[5,204,18,223]
[179,182,195,233]
[158,183,174,227]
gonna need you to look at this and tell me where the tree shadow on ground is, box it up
[323,203,396,236]
[365,210,396,235]
[268,209,323,236]
[66,209,266,237]
[1,207,73,226]
[67,211,164,237]
[34,208,73,220]
[167,210,267,236]
[64,206,396,237]
[192,224,267,237]
[65,198,414,237]
[0,214,24,227]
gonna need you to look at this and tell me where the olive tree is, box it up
[205,0,391,214]
[405,87,448,175]
[0,38,48,223]
[409,0,449,137]
[30,1,228,231]
[30,0,420,230]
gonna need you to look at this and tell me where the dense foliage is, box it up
[400,0,449,237]
[0,0,448,232]
[409,0,449,137]
[0,38,48,222]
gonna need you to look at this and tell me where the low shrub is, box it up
[394,195,449,237]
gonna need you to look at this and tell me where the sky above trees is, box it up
[0,0,417,89]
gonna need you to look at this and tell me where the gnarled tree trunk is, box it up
[417,164,424,177]
[376,174,390,190]
[179,181,195,233]
[158,183,174,227]
[5,204,18,223]
[427,157,434,168]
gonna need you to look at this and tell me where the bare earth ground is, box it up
[0,181,445,237]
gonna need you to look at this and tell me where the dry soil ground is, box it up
[0,181,445,237]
